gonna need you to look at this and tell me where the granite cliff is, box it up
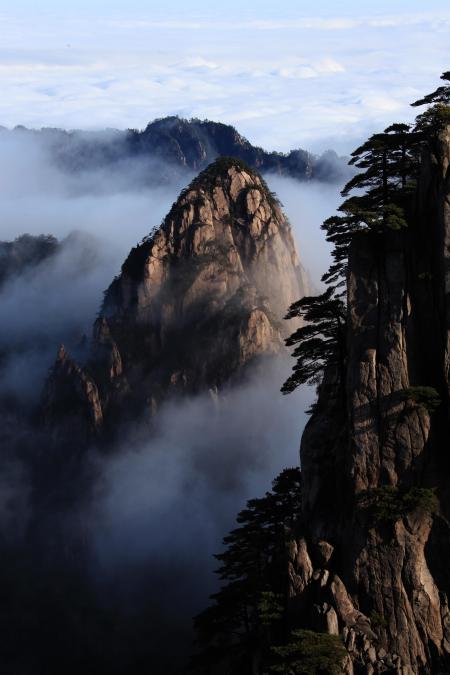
[42,158,308,437]
[287,126,450,673]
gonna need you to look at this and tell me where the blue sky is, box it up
[6,0,450,16]
[0,1,449,152]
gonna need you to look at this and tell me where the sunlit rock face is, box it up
[43,158,308,434]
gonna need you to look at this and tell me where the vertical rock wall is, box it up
[290,128,450,673]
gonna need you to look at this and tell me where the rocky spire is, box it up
[288,127,450,672]
[42,158,308,434]
[42,344,103,441]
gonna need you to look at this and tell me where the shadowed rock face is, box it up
[43,158,308,434]
[288,128,450,673]
[42,345,103,442]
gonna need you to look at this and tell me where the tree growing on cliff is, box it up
[342,124,414,205]
[412,71,450,135]
[282,87,434,392]
[411,71,450,108]
[191,468,302,674]
[281,288,346,393]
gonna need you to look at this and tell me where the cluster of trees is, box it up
[282,71,450,395]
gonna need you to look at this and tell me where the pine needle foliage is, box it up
[281,288,346,392]
[283,70,450,397]
[191,468,302,673]
[269,630,347,675]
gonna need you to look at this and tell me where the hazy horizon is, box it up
[1,2,449,154]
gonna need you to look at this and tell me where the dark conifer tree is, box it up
[191,468,302,674]
[281,73,450,394]
[412,72,450,136]
[411,71,450,108]
[281,289,346,393]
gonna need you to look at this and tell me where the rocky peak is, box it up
[104,157,307,327]
[43,158,308,434]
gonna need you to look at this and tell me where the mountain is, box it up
[42,157,308,438]
[125,117,349,181]
[6,117,350,184]
[0,234,59,288]
[286,126,450,672]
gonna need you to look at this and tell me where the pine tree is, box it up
[281,76,447,393]
[191,469,302,674]
[269,629,347,675]
[193,71,450,675]
[412,72,450,136]
[281,289,346,393]
[411,71,450,107]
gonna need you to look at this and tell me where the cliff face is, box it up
[289,129,450,672]
[43,158,307,435]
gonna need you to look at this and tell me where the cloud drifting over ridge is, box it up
[0,6,449,152]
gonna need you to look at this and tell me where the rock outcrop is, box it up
[288,128,450,673]
[42,345,103,442]
[42,158,308,434]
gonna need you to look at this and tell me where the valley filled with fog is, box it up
[0,127,344,672]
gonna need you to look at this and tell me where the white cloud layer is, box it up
[0,6,449,152]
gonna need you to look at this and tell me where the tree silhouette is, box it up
[281,289,346,393]
[191,468,302,674]
[269,629,347,675]
[412,72,450,136]
[411,71,450,107]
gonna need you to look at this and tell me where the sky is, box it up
[0,1,449,153]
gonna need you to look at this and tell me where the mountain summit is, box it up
[43,158,308,437]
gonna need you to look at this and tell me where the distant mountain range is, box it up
[3,116,351,185]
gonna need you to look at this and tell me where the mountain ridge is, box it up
[3,116,351,185]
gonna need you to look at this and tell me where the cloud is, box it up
[180,56,219,70]
[0,9,448,152]
[89,356,312,629]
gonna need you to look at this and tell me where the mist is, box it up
[87,360,311,646]
[0,131,185,407]
[0,128,184,246]
[0,128,343,672]
[268,174,344,289]
[92,359,310,584]
[0,131,344,406]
